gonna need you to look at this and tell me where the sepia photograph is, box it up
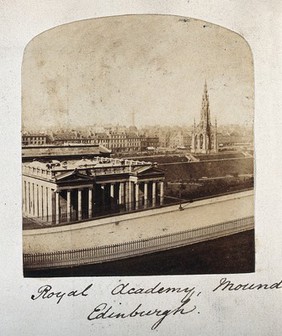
[22,14,254,277]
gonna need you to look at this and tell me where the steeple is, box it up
[201,81,211,127]
[191,81,218,154]
[204,79,208,94]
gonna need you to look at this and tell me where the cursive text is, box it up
[213,277,282,292]
[111,282,197,303]
[31,284,93,304]
[87,297,197,330]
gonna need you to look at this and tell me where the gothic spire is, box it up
[192,80,218,154]
[201,81,211,127]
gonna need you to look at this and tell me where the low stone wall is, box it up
[23,216,254,270]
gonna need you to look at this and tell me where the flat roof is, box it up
[22,144,111,158]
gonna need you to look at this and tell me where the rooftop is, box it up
[22,143,112,160]
[22,157,154,181]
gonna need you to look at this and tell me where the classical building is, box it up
[191,82,218,154]
[22,157,165,226]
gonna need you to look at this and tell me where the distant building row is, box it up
[22,131,193,151]
[22,132,159,153]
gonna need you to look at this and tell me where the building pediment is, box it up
[55,169,93,183]
[133,166,164,177]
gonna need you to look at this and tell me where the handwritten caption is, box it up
[30,277,282,330]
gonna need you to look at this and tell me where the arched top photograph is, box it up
[21,14,254,277]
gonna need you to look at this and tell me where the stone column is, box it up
[135,183,139,209]
[38,185,42,218]
[78,189,82,220]
[45,187,48,219]
[29,183,32,216]
[144,182,148,207]
[120,182,125,205]
[125,181,129,210]
[152,181,156,206]
[45,187,49,220]
[48,188,53,223]
[31,183,35,216]
[42,185,46,219]
[67,190,71,222]
[128,181,132,210]
[110,183,115,210]
[46,187,52,221]
[22,180,26,215]
[26,182,30,216]
[160,181,164,205]
[55,191,60,224]
[110,184,115,198]
[30,183,34,216]
[88,188,93,218]
[34,184,38,217]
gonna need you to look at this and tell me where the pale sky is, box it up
[22,15,254,129]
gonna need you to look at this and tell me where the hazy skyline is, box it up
[22,15,254,129]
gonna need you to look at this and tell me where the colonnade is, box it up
[22,179,54,222]
[53,180,165,224]
[23,176,165,225]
